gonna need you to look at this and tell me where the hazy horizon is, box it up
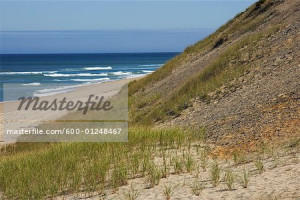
[0,28,214,54]
[0,1,256,54]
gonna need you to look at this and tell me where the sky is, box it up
[0,0,256,54]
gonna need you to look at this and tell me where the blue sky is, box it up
[0,1,256,54]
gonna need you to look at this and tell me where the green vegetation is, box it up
[241,167,250,188]
[161,150,169,178]
[145,162,161,188]
[185,154,195,174]
[190,180,205,196]
[224,170,235,190]
[163,183,175,200]
[254,158,264,173]
[1,125,298,199]
[233,150,247,166]
[0,128,203,199]
[128,0,281,125]
[130,25,281,125]
[172,155,184,174]
[200,148,209,171]
[210,162,221,187]
[123,184,140,200]
[129,0,276,99]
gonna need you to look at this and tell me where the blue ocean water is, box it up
[0,53,178,101]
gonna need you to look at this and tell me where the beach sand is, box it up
[55,140,300,200]
[0,77,138,145]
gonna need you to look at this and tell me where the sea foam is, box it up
[21,82,41,86]
[70,78,110,82]
[44,73,108,77]
[111,71,132,76]
[142,70,154,73]
[84,66,112,70]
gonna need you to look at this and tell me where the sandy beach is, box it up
[0,77,138,145]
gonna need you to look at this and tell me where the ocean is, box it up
[0,52,178,102]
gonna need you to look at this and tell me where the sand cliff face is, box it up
[129,0,300,148]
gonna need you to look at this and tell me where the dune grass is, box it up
[224,170,235,190]
[0,127,204,199]
[0,124,298,199]
[130,25,280,125]
[128,0,280,125]
[123,184,140,200]
[210,162,221,187]
[128,0,275,99]
[241,167,250,188]
[190,180,205,196]
[163,183,175,200]
[128,0,283,126]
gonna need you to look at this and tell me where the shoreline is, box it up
[0,75,144,104]
[0,76,142,145]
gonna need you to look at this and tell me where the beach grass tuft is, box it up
[210,162,221,187]
[190,180,205,196]
[0,127,197,199]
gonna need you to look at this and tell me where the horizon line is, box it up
[0,51,181,55]
[0,28,216,33]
